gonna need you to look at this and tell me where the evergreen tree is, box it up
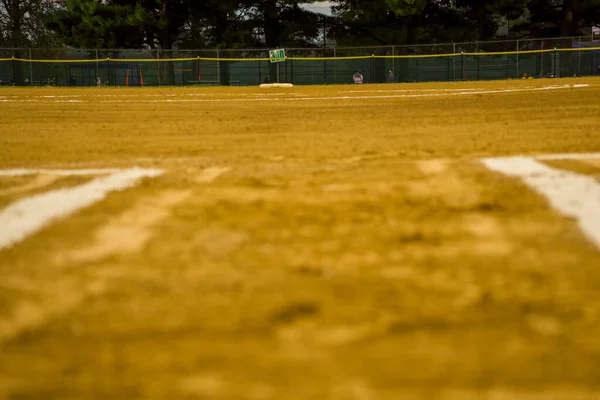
[329,0,534,47]
[46,0,145,48]
[518,0,600,37]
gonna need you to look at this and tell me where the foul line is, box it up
[0,84,587,104]
[481,155,600,250]
[535,153,600,160]
[0,168,123,177]
[0,168,162,251]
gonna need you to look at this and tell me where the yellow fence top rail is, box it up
[1,46,599,63]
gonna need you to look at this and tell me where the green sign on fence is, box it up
[269,49,286,63]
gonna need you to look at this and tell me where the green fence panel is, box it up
[2,37,598,87]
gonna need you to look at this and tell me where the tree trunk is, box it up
[263,0,279,82]
[7,0,25,85]
[215,9,230,86]
[396,18,410,82]
[560,0,577,37]
[159,2,175,85]
[559,0,577,76]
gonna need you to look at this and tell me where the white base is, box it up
[259,83,294,88]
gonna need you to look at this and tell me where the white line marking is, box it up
[0,84,590,104]
[36,95,83,98]
[195,167,231,183]
[98,85,589,103]
[340,88,483,93]
[0,174,59,197]
[535,153,600,161]
[481,156,600,250]
[0,168,123,177]
[0,100,40,103]
[0,167,162,250]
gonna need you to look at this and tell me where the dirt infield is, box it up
[1,78,600,399]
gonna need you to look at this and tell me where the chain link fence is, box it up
[1,37,598,87]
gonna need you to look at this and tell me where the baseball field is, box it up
[1,78,600,399]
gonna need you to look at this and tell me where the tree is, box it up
[0,0,61,48]
[517,0,600,37]
[184,0,259,49]
[330,0,532,46]
[330,0,415,46]
[247,0,320,80]
[254,0,320,48]
[47,0,195,83]
[46,0,145,49]
[1,0,62,84]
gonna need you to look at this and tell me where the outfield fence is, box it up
[1,37,599,87]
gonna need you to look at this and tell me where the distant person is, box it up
[387,69,394,83]
[11,76,15,86]
[24,78,29,86]
[263,74,271,84]
[353,71,364,84]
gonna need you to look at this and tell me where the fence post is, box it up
[258,55,261,84]
[323,49,327,84]
[476,41,480,81]
[216,49,220,83]
[157,50,161,86]
[12,56,16,86]
[284,51,288,83]
[96,49,99,86]
[415,57,419,82]
[392,46,396,82]
[553,47,557,77]
[577,37,581,76]
[290,49,294,84]
[197,56,200,84]
[29,48,33,85]
[453,43,456,81]
[333,47,336,83]
[107,57,111,86]
[516,40,519,78]
[461,52,464,81]
[370,53,374,83]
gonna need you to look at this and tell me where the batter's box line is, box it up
[481,152,600,250]
[0,167,163,251]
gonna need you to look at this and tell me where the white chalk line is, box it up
[0,168,123,177]
[535,153,600,161]
[36,95,84,98]
[0,167,163,251]
[74,85,594,103]
[340,88,483,93]
[195,166,231,183]
[0,84,590,104]
[481,155,600,250]
[0,99,84,103]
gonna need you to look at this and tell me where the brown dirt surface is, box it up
[1,78,600,399]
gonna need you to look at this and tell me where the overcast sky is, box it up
[302,1,333,15]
